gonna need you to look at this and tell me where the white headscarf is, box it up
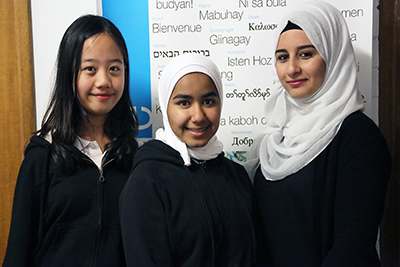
[156,53,224,166]
[246,1,365,181]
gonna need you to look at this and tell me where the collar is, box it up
[74,136,105,168]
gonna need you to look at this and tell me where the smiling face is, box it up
[76,33,124,121]
[167,72,221,148]
[275,29,326,99]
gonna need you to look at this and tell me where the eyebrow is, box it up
[275,45,316,54]
[171,91,219,100]
[202,92,219,98]
[81,58,124,64]
[172,94,193,100]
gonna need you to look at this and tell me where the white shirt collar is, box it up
[74,136,105,168]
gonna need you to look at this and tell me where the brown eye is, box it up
[179,100,190,106]
[204,99,214,105]
[84,66,95,72]
[276,54,289,61]
[299,51,313,58]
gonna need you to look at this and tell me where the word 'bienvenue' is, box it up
[152,23,202,33]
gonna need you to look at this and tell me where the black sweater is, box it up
[120,140,256,267]
[3,136,129,267]
[254,111,391,267]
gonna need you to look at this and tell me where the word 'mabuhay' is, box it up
[199,10,244,21]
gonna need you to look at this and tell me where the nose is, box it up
[191,103,206,123]
[95,69,111,88]
[287,58,301,77]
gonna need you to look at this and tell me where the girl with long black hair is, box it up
[3,14,138,266]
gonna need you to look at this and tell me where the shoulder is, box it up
[220,155,252,188]
[25,135,51,151]
[136,139,177,156]
[22,136,52,165]
[131,140,185,180]
[134,140,183,166]
[339,111,382,137]
[221,155,248,173]
[334,111,387,148]
[17,136,52,186]
[333,111,390,169]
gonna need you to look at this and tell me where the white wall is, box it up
[31,0,101,128]
[31,0,380,130]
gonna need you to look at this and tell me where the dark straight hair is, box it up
[38,14,139,173]
[281,21,303,33]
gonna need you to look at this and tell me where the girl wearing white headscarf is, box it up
[246,1,391,266]
[120,54,255,267]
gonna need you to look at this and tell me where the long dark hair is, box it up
[38,14,138,173]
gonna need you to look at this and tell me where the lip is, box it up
[186,126,209,137]
[92,93,112,100]
[287,79,307,88]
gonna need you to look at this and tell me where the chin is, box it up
[187,143,207,148]
[289,92,310,99]
[186,139,210,148]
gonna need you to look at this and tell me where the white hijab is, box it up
[156,53,224,166]
[246,1,365,181]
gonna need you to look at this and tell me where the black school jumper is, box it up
[120,139,256,267]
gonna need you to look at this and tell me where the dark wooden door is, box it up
[0,0,35,264]
[379,0,400,265]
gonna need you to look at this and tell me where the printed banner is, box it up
[103,0,375,161]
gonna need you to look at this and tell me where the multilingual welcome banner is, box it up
[103,0,376,161]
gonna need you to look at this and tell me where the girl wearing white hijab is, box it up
[246,1,391,266]
[120,54,255,267]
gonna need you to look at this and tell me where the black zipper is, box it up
[83,157,114,266]
[200,160,231,266]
